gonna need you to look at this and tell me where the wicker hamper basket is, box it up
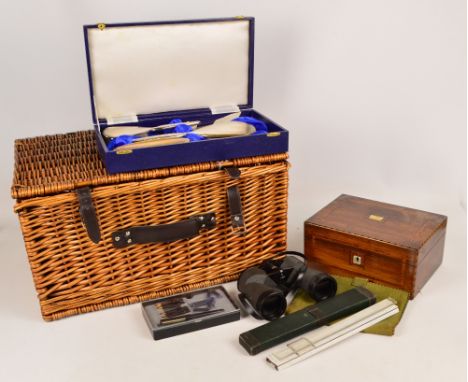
[12,130,288,321]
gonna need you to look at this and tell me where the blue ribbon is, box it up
[185,133,206,142]
[107,120,196,149]
[107,116,267,149]
[107,135,135,150]
[233,116,268,135]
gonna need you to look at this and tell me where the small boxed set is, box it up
[11,17,289,321]
[142,286,240,340]
[304,194,447,298]
[83,17,288,174]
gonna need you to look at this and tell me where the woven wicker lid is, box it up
[12,130,288,199]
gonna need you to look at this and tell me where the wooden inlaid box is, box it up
[305,194,447,298]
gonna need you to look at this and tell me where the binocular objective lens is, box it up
[237,267,287,321]
[312,277,337,301]
[258,291,287,321]
[301,271,337,301]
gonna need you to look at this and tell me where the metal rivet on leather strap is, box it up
[227,185,245,232]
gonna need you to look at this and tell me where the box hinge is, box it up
[210,104,240,115]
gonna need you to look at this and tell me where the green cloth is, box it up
[287,275,410,336]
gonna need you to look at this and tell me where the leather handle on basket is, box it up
[111,213,216,248]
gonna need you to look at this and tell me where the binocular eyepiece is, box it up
[237,252,337,321]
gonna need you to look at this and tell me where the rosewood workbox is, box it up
[305,194,447,298]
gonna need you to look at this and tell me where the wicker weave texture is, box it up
[12,130,287,199]
[13,131,289,320]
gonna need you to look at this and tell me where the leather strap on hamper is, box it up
[112,213,216,248]
[223,166,241,179]
[227,185,245,232]
[223,166,245,233]
[76,187,101,244]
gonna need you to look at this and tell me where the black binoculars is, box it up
[237,251,337,321]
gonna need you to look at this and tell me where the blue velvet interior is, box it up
[93,108,288,174]
[85,18,286,174]
[98,109,285,150]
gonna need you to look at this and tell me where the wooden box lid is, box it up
[305,194,447,251]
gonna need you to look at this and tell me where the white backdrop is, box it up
[0,1,466,381]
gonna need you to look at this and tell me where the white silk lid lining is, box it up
[86,20,251,122]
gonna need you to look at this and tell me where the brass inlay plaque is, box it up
[369,214,384,222]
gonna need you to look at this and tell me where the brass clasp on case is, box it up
[267,132,280,138]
